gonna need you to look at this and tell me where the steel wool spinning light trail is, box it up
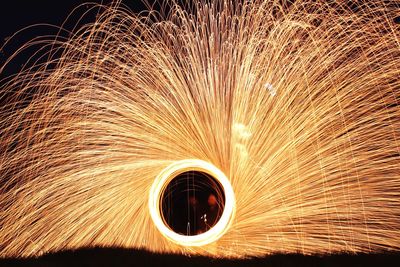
[1,0,400,258]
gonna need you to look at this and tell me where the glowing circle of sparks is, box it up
[149,159,235,246]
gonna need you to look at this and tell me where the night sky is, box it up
[0,1,399,266]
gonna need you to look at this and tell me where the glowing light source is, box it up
[149,159,235,246]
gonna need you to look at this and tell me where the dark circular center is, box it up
[160,171,225,236]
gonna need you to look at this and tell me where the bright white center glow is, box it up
[149,159,235,246]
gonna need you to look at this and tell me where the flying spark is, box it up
[0,0,399,258]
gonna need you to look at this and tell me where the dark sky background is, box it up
[0,0,149,79]
[0,1,399,266]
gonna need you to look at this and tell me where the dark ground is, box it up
[1,1,400,266]
[0,247,399,267]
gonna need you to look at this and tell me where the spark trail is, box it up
[0,0,399,258]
